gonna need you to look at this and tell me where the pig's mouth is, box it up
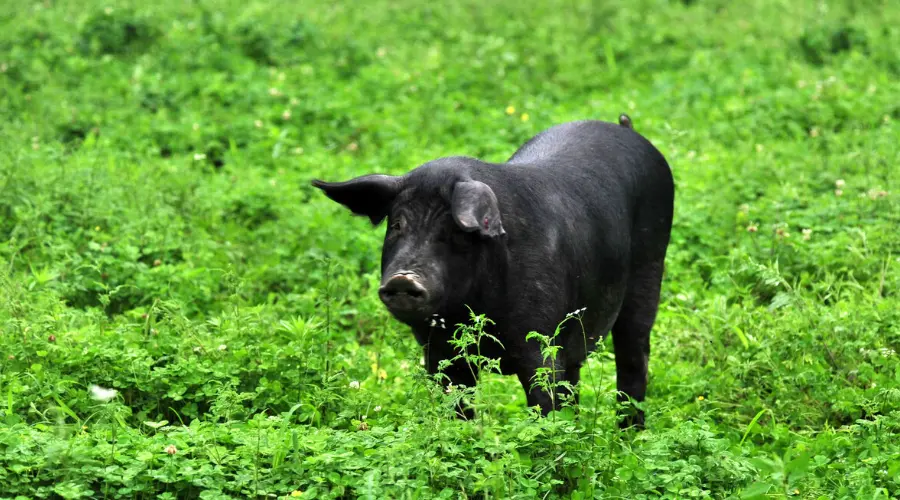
[378,271,439,323]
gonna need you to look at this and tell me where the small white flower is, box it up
[566,307,587,318]
[193,153,206,161]
[866,188,888,200]
[430,319,437,327]
[349,380,360,390]
[217,344,227,351]
[835,179,846,188]
[374,405,382,412]
[89,385,117,402]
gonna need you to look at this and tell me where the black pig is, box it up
[312,115,674,427]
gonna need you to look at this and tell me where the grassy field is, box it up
[1,0,899,498]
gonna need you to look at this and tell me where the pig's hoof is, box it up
[618,410,645,430]
[456,405,475,421]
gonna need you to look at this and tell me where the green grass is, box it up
[1,0,899,498]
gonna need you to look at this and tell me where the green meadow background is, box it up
[1,0,899,498]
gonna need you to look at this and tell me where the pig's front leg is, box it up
[514,351,567,416]
[423,342,479,420]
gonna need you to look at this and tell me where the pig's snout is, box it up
[379,272,429,315]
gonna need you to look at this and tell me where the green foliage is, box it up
[1,0,899,498]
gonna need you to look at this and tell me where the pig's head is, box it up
[312,162,506,325]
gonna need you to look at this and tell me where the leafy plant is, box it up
[0,0,898,497]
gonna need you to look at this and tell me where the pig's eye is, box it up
[388,218,404,234]
[450,229,472,247]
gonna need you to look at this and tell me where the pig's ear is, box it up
[311,174,400,225]
[451,180,506,237]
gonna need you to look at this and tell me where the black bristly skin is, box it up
[312,118,674,429]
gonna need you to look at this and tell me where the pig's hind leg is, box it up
[610,258,664,429]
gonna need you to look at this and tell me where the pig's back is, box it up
[505,119,673,265]
[507,120,641,167]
